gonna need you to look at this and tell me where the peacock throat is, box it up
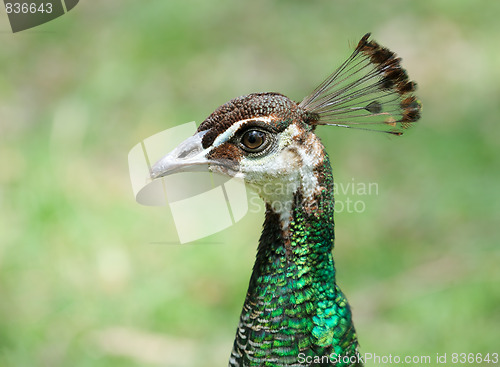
[229,149,361,367]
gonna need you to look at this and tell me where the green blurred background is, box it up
[1,1,499,366]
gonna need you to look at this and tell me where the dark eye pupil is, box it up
[242,130,265,149]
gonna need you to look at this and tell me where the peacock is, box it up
[150,34,421,367]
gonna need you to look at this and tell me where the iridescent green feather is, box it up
[229,154,362,367]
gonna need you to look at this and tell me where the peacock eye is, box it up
[240,129,267,152]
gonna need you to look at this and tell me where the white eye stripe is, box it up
[212,116,276,148]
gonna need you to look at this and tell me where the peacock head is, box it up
[150,92,327,205]
[150,34,421,204]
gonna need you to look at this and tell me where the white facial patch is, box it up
[240,124,324,230]
[212,116,276,148]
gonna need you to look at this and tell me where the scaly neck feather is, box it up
[229,152,362,367]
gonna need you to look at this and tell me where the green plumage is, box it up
[229,154,361,367]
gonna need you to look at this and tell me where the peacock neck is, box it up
[229,153,361,367]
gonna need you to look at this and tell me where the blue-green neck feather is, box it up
[229,153,361,367]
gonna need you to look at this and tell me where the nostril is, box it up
[174,130,209,159]
[177,146,200,159]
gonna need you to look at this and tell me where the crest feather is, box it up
[300,33,422,135]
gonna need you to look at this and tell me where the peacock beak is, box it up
[150,130,213,179]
